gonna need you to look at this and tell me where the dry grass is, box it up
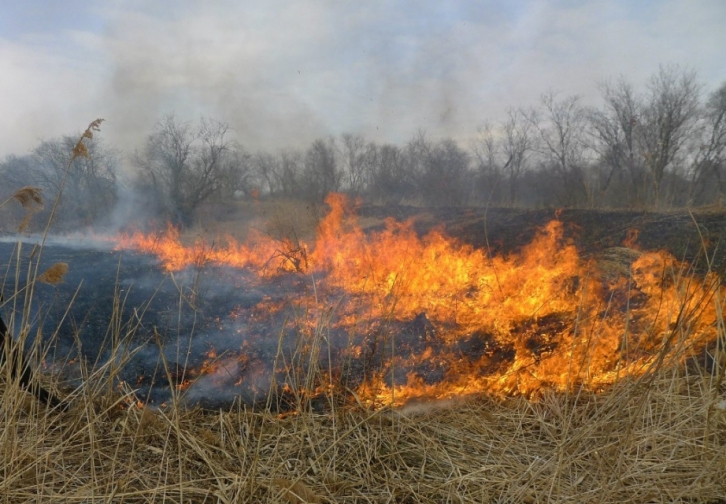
[2,252,726,504]
[1,365,725,503]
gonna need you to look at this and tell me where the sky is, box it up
[1,0,724,163]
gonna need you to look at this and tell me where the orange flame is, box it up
[111,194,721,406]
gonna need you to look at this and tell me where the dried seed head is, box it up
[12,186,43,210]
[38,263,69,285]
[88,118,104,132]
[72,119,104,159]
[72,142,89,159]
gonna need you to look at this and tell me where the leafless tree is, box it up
[408,132,472,206]
[303,138,341,202]
[526,91,590,206]
[688,81,726,203]
[589,78,647,205]
[134,114,234,223]
[253,151,283,196]
[471,122,504,205]
[339,133,370,195]
[216,148,254,199]
[499,109,533,205]
[638,65,701,206]
[0,136,118,227]
[278,149,304,197]
[368,143,414,204]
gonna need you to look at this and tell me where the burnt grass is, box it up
[359,205,726,274]
[2,205,726,410]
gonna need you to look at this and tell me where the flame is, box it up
[114,223,306,274]
[111,194,721,407]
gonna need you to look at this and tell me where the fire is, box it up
[115,223,304,274]
[111,194,721,407]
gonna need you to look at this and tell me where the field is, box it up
[2,196,726,503]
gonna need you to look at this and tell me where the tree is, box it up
[368,143,414,204]
[638,65,701,206]
[589,78,647,206]
[303,138,341,202]
[134,114,234,223]
[278,149,304,197]
[253,151,283,196]
[499,109,532,205]
[0,135,118,227]
[339,133,370,195]
[408,132,471,206]
[688,81,726,203]
[217,148,254,199]
[471,122,504,205]
[526,91,590,206]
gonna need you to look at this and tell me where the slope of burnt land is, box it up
[358,205,726,273]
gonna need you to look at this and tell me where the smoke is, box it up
[1,1,725,184]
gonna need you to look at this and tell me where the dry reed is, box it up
[10,187,43,211]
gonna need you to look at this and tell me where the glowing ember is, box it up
[111,194,721,406]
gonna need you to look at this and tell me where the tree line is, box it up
[1,65,725,229]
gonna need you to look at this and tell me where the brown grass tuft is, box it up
[37,262,69,285]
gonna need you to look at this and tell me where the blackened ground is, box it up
[358,206,726,274]
[2,206,725,409]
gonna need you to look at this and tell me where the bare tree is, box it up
[409,132,471,207]
[368,143,413,204]
[471,122,504,205]
[253,151,283,196]
[339,133,370,195]
[638,65,701,206]
[526,91,590,206]
[500,109,532,205]
[303,138,341,202]
[0,136,118,227]
[688,81,726,203]
[217,148,254,199]
[134,114,234,223]
[589,78,647,205]
[279,149,304,197]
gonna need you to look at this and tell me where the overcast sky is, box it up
[1,0,724,161]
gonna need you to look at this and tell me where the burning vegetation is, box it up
[3,118,724,502]
[2,191,726,502]
[98,193,720,409]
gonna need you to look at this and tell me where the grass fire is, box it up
[86,193,717,410]
[1,120,725,502]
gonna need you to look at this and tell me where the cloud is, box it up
[0,0,724,161]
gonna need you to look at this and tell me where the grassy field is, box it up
[2,125,726,503]
[1,349,725,502]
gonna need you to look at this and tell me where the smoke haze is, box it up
[1,0,725,163]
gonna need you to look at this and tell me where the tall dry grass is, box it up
[1,121,726,503]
